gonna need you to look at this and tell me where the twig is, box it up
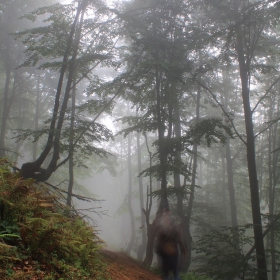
[245,212,280,259]
[192,77,247,145]
[44,181,100,202]
[252,76,280,113]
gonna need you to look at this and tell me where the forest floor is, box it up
[101,249,161,280]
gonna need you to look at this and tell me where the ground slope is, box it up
[101,249,161,280]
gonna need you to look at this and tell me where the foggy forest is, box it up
[1,0,280,279]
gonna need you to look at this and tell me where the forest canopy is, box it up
[1,0,280,279]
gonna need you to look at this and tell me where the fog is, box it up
[1,0,280,279]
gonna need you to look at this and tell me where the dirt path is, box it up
[101,249,161,280]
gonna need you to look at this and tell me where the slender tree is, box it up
[16,0,116,181]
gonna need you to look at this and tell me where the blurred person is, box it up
[155,203,186,280]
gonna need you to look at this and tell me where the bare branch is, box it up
[254,116,280,139]
[192,77,247,146]
[245,212,280,259]
[252,75,280,113]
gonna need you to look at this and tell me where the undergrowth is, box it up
[181,272,213,280]
[0,159,110,279]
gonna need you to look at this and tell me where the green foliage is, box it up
[194,225,257,279]
[181,272,213,280]
[0,159,110,279]
[187,118,234,147]
[151,185,193,199]
[16,3,74,67]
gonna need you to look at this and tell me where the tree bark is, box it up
[142,134,154,266]
[223,70,239,229]
[225,139,238,229]
[142,220,156,267]
[0,65,11,157]
[33,74,41,161]
[267,95,279,280]
[67,82,76,208]
[126,133,136,254]
[183,81,201,272]
[234,1,267,278]
[136,131,146,261]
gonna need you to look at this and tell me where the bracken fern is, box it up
[0,158,110,279]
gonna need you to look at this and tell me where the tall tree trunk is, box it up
[174,97,183,218]
[174,93,190,272]
[142,134,154,266]
[268,95,279,280]
[156,70,168,205]
[67,82,76,208]
[33,74,41,161]
[0,63,11,157]
[223,68,238,230]
[126,133,136,254]
[183,81,201,272]
[153,7,168,208]
[221,156,228,224]
[136,130,146,261]
[143,67,169,265]
[234,1,267,278]
[225,139,238,229]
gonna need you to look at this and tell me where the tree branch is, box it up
[252,75,280,113]
[192,77,247,146]
[245,212,280,259]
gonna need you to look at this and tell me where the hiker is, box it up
[154,206,186,280]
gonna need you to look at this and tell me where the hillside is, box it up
[0,159,162,279]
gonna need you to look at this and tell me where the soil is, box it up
[101,249,161,280]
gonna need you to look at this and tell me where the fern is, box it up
[0,159,110,279]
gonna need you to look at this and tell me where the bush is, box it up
[193,226,257,279]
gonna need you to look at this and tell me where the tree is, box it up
[197,0,280,278]
[125,131,136,254]
[118,0,233,267]
[16,0,117,182]
[136,122,147,261]
[0,0,55,157]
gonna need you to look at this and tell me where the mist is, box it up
[1,0,280,279]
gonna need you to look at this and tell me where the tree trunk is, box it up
[0,64,11,157]
[33,74,41,161]
[67,82,76,208]
[234,1,267,278]
[173,95,189,272]
[136,131,146,261]
[221,156,228,224]
[142,221,156,267]
[21,1,87,181]
[223,69,239,230]
[225,139,238,229]
[126,133,136,254]
[183,80,201,272]
[142,134,154,266]
[268,95,279,280]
